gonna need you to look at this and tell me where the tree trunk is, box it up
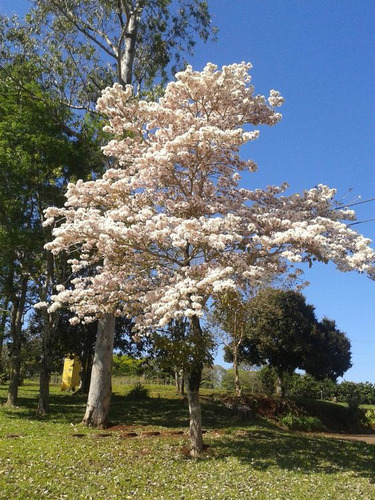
[180,371,185,396]
[37,357,50,415]
[119,8,139,85]
[0,303,9,375]
[80,340,94,394]
[175,369,185,395]
[36,311,58,415]
[233,348,242,397]
[36,250,59,415]
[6,276,28,407]
[275,373,285,398]
[82,314,115,428]
[185,315,204,456]
[185,364,203,456]
[175,369,180,393]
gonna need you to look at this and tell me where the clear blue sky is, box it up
[1,0,374,383]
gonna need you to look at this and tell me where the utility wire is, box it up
[334,197,375,227]
[344,197,375,208]
[349,218,375,227]
[336,197,375,210]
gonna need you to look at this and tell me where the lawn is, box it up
[1,382,375,499]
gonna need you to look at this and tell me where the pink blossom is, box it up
[43,62,375,329]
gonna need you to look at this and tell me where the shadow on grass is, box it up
[109,393,265,430]
[110,394,189,428]
[0,386,87,424]
[2,385,375,484]
[211,427,375,481]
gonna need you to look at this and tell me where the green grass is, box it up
[1,382,375,499]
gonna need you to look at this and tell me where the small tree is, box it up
[152,319,214,396]
[209,290,252,396]
[44,63,374,454]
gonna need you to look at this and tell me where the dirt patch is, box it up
[311,432,375,445]
[106,424,188,439]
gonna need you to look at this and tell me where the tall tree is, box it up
[0,64,99,407]
[1,1,216,107]
[44,63,374,453]
[1,0,216,420]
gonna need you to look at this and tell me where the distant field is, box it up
[1,382,375,499]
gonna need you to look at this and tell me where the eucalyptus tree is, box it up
[1,1,216,108]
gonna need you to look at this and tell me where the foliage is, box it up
[304,318,352,380]
[237,289,319,374]
[112,354,143,377]
[221,368,262,392]
[1,0,216,109]
[280,412,326,432]
[287,373,337,400]
[231,289,352,395]
[209,290,254,394]
[201,364,227,389]
[337,381,372,405]
[0,62,103,406]
[124,381,150,400]
[364,409,375,427]
[152,319,214,375]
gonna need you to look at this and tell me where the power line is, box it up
[349,217,375,227]
[336,197,375,210]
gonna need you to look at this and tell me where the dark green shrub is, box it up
[125,382,150,400]
[280,412,326,432]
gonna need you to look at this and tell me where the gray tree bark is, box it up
[37,251,59,416]
[185,315,204,456]
[82,313,115,428]
[233,348,242,397]
[185,364,203,456]
[0,302,9,375]
[275,373,286,398]
[118,4,140,85]
[6,276,28,407]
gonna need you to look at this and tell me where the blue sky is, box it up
[187,1,375,383]
[1,0,375,383]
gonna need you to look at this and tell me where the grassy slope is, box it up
[1,383,375,499]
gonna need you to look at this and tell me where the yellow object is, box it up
[61,356,82,391]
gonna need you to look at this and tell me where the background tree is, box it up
[303,318,352,381]
[152,319,214,396]
[44,63,374,454]
[1,1,216,108]
[0,65,96,406]
[287,373,337,400]
[234,288,352,396]
[209,290,252,396]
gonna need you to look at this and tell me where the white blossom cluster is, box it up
[42,62,375,328]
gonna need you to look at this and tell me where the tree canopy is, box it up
[44,63,374,328]
[226,288,352,395]
[0,0,217,109]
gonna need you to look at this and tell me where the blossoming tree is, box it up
[44,62,375,455]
